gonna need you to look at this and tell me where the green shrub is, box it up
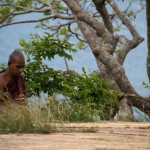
[19,32,77,96]
[42,91,118,122]
[0,63,6,72]
[59,69,119,120]
[0,32,119,122]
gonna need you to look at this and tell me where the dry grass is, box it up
[0,100,57,134]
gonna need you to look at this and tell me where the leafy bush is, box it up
[0,63,6,72]
[59,68,119,120]
[25,68,119,121]
[17,32,119,120]
[0,32,119,122]
[142,82,150,89]
[19,32,77,96]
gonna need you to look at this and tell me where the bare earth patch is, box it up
[0,122,150,150]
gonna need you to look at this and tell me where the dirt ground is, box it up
[0,122,150,150]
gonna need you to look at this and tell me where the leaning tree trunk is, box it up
[93,0,133,120]
[146,0,150,82]
[63,0,150,117]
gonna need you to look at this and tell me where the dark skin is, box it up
[0,53,25,95]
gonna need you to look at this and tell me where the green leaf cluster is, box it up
[18,32,118,119]
[0,63,7,72]
[142,82,150,89]
[59,68,119,120]
[0,32,119,120]
[18,32,77,96]
[19,32,77,62]
[0,3,13,23]
[16,0,32,7]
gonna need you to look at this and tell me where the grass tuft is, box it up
[0,101,57,134]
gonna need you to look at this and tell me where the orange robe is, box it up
[4,75,27,102]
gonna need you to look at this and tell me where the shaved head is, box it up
[7,50,25,76]
[8,50,25,65]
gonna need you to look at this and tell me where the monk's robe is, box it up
[3,75,27,103]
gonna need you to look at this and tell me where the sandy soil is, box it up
[0,122,150,150]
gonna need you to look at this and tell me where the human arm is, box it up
[0,82,4,102]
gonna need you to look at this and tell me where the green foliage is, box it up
[0,5,11,15]
[19,32,76,61]
[127,10,136,20]
[142,82,150,89]
[115,49,123,55]
[76,41,86,49]
[0,31,119,120]
[33,68,118,120]
[59,68,119,120]
[0,4,13,23]
[113,24,122,32]
[0,0,32,24]
[0,63,7,72]
[17,32,119,120]
[19,32,77,96]
[16,0,32,9]
[59,26,68,35]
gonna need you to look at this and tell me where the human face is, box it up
[8,56,25,76]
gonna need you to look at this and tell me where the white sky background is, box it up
[0,2,150,96]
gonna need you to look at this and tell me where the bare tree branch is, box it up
[68,24,86,43]
[106,0,144,65]
[93,0,113,34]
[0,14,74,28]
[0,3,10,6]
[63,0,114,43]
[116,36,139,65]
[0,8,51,21]
[106,0,143,41]
[64,0,135,92]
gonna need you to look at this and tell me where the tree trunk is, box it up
[92,0,134,119]
[115,98,133,121]
[63,0,150,114]
[146,0,150,82]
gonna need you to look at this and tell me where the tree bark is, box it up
[146,0,150,82]
[63,0,150,112]
[93,0,113,34]
[92,0,134,119]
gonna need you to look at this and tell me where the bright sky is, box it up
[0,4,149,96]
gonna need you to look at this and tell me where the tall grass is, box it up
[42,97,102,123]
[0,95,103,134]
[0,92,119,134]
[0,97,57,134]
